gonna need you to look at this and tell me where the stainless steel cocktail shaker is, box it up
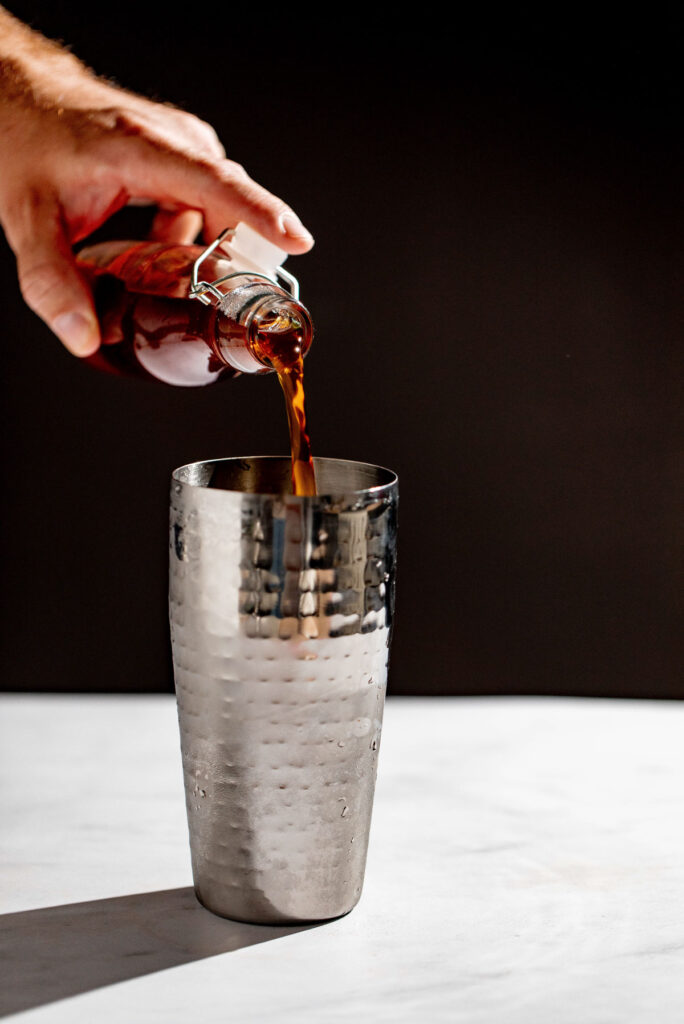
[169,456,398,924]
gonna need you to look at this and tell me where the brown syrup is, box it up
[79,242,316,496]
[251,312,317,497]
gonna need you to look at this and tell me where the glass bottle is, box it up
[75,224,313,386]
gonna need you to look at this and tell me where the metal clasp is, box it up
[189,228,300,306]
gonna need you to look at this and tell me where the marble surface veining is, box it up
[1,695,684,1022]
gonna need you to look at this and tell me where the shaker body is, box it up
[170,456,399,923]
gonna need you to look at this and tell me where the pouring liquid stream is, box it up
[251,308,317,497]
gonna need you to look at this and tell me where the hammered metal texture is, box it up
[169,457,398,924]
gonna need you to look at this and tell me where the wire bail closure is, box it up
[189,227,300,306]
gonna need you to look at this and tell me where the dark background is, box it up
[0,6,681,697]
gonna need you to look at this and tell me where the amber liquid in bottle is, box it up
[80,242,317,496]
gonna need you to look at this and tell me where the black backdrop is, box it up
[0,6,681,697]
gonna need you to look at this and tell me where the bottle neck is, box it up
[213,290,313,375]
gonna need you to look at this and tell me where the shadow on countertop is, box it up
[0,886,316,1017]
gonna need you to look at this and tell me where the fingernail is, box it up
[279,211,314,244]
[53,312,99,356]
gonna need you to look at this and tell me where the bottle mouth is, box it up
[247,296,313,370]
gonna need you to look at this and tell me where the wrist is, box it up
[0,10,98,112]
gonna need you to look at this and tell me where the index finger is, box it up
[109,137,314,253]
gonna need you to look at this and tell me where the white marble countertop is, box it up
[2,695,684,1023]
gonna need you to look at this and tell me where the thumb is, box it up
[5,194,100,357]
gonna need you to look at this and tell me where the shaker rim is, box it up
[171,455,398,500]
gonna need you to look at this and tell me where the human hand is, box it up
[0,9,314,357]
